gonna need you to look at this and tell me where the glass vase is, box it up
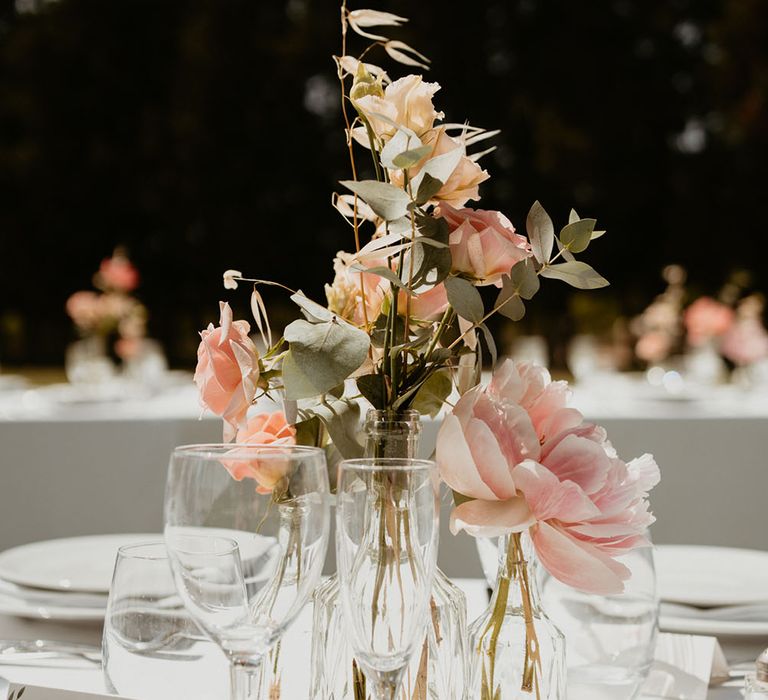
[469,532,565,700]
[310,409,468,700]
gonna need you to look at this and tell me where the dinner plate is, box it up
[0,590,105,621]
[659,612,768,637]
[655,544,768,607]
[0,534,159,593]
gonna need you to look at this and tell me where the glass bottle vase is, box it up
[310,409,468,700]
[469,532,566,700]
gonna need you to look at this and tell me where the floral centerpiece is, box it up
[193,4,658,699]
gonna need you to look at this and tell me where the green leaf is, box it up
[282,318,370,399]
[392,145,432,169]
[294,415,322,447]
[412,370,452,418]
[452,490,473,507]
[559,218,596,254]
[478,323,497,367]
[356,373,386,410]
[540,261,609,289]
[445,276,484,323]
[526,200,555,264]
[340,180,410,222]
[359,265,407,289]
[290,293,333,322]
[415,213,449,243]
[507,259,540,300]
[496,276,526,321]
[411,147,462,196]
[569,208,580,225]
[591,229,606,240]
[311,399,364,459]
[411,239,452,287]
[415,173,443,205]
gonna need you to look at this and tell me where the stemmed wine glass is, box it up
[164,444,330,700]
[335,458,440,700]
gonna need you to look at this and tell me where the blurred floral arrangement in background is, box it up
[65,248,147,361]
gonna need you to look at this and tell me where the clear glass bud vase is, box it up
[469,532,566,700]
[310,409,468,700]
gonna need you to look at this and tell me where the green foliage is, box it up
[356,373,386,409]
[282,317,370,399]
[445,276,484,322]
[527,200,555,264]
[339,179,410,221]
[540,261,609,289]
[412,369,452,417]
[312,398,364,459]
[559,218,596,253]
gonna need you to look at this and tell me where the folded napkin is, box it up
[0,678,131,700]
[642,632,729,699]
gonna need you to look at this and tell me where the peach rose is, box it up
[223,412,297,494]
[325,251,389,326]
[65,291,103,331]
[354,74,443,142]
[194,301,260,440]
[438,203,531,287]
[437,360,659,595]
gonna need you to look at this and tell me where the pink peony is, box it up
[436,359,659,594]
[684,297,734,346]
[97,254,139,293]
[223,412,297,494]
[438,203,531,287]
[721,318,768,366]
[194,301,260,440]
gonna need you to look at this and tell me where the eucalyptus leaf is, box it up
[282,318,370,400]
[312,399,364,459]
[415,213,449,243]
[357,265,408,289]
[591,229,606,240]
[560,218,596,254]
[379,129,411,170]
[392,145,432,169]
[340,180,410,222]
[411,147,462,195]
[290,293,333,322]
[526,200,555,264]
[569,208,580,225]
[540,261,609,289]
[478,323,497,367]
[445,276,484,323]
[294,416,321,447]
[356,373,386,410]
[415,172,443,205]
[507,259,540,300]
[411,239,452,287]
[412,370,452,418]
[495,277,526,321]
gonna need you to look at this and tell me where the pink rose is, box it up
[635,331,673,363]
[97,254,139,293]
[721,318,768,366]
[223,412,297,494]
[437,359,659,595]
[325,251,389,326]
[437,203,531,287]
[398,283,449,321]
[194,301,260,440]
[65,291,103,330]
[684,297,734,346]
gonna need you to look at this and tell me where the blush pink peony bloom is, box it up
[222,412,297,494]
[684,297,734,346]
[194,301,260,440]
[437,203,531,287]
[721,318,768,366]
[436,359,659,595]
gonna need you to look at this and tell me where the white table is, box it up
[0,579,751,699]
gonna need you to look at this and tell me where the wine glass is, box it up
[164,443,330,700]
[335,458,440,700]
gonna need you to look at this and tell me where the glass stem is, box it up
[230,658,264,700]
[371,668,403,700]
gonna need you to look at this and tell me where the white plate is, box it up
[655,544,768,607]
[0,534,160,593]
[660,613,768,637]
[0,590,105,621]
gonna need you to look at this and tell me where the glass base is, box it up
[310,568,467,699]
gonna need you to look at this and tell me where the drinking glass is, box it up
[540,544,659,700]
[164,443,330,700]
[102,542,227,699]
[335,458,440,700]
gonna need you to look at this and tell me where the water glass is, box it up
[335,458,440,700]
[539,544,659,700]
[102,542,228,699]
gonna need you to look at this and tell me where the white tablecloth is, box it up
[0,579,751,699]
[1,377,767,578]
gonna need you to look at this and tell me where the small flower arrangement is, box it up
[66,249,147,360]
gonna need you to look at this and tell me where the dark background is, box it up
[1,0,766,367]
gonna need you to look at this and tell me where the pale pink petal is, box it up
[450,497,534,537]
[472,392,541,465]
[532,521,629,595]
[542,434,611,494]
[463,418,517,499]
[218,301,233,344]
[627,453,661,493]
[436,415,497,500]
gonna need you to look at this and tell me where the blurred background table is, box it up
[1,372,767,577]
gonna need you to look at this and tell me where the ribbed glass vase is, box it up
[469,533,565,700]
[310,409,468,700]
